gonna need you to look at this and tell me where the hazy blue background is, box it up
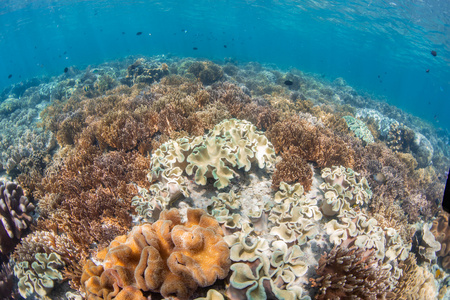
[0,0,449,131]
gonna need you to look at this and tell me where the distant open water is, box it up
[0,0,449,131]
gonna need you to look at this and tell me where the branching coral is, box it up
[187,61,223,85]
[267,115,355,169]
[13,229,86,289]
[0,181,35,255]
[81,208,230,300]
[311,238,394,299]
[122,58,169,86]
[272,151,313,191]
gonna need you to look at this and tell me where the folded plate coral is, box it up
[150,118,275,194]
[431,213,450,269]
[81,208,230,300]
[320,166,372,216]
[0,181,35,255]
[13,252,64,299]
[342,115,375,144]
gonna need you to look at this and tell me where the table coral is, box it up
[81,208,230,300]
[0,181,35,255]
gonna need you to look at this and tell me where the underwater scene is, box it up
[1,0,450,299]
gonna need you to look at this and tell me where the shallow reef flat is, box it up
[0,55,450,299]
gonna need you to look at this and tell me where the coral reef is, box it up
[13,229,86,289]
[81,208,230,300]
[311,238,394,299]
[187,61,224,85]
[121,58,169,86]
[0,181,35,255]
[1,57,449,299]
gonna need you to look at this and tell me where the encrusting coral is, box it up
[81,208,230,300]
[0,181,35,255]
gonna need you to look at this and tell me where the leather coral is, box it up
[81,208,231,300]
[0,181,35,254]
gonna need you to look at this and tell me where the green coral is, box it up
[342,115,374,144]
[14,253,64,299]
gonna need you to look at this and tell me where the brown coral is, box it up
[392,253,438,299]
[81,208,230,300]
[431,213,450,269]
[267,115,355,168]
[272,151,313,191]
[0,181,35,255]
[312,238,394,299]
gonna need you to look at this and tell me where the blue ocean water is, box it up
[0,0,449,131]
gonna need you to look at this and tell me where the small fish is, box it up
[377,75,380,78]
[64,67,69,73]
[284,80,293,86]
[224,45,227,48]
[373,172,386,184]
[426,69,430,73]
[435,269,441,279]
[431,50,437,56]
[7,74,12,79]
[136,32,142,36]
[193,47,198,50]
